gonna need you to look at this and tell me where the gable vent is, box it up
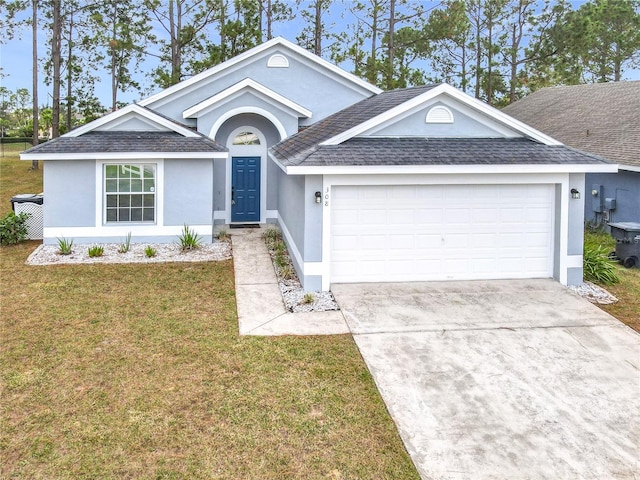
[267,54,289,68]
[426,105,454,124]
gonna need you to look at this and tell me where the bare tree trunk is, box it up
[65,12,73,132]
[169,0,181,84]
[367,4,379,85]
[461,44,467,93]
[219,0,227,61]
[264,0,273,40]
[486,17,493,105]
[31,0,39,169]
[51,0,61,138]
[314,0,321,55]
[474,14,481,99]
[387,0,395,89]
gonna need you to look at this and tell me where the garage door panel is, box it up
[332,208,360,225]
[361,235,386,249]
[525,232,551,248]
[446,208,471,223]
[390,235,415,249]
[416,209,444,224]
[416,234,443,248]
[527,207,552,223]
[472,208,499,223]
[471,233,497,247]
[359,209,386,225]
[389,210,415,224]
[330,184,554,283]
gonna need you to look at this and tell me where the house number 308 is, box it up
[324,188,330,207]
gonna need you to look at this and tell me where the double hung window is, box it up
[104,164,156,223]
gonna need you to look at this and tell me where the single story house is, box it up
[503,81,639,225]
[21,37,615,291]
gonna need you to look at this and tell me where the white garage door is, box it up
[330,184,555,283]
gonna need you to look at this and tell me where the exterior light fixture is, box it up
[571,188,580,199]
[315,191,322,204]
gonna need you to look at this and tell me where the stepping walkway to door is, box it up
[228,225,349,336]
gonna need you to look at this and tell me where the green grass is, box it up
[0,143,41,217]
[585,229,640,333]
[0,151,419,479]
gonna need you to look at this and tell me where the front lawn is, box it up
[585,229,640,333]
[597,267,640,333]
[1,151,419,478]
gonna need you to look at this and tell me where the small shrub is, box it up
[301,292,315,304]
[584,242,620,285]
[178,225,201,251]
[279,265,295,280]
[57,237,74,255]
[262,228,281,246]
[275,253,288,269]
[274,240,286,254]
[215,229,229,242]
[0,211,30,245]
[144,245,157,258]
[118,232,132,253]
[87,245,104,257]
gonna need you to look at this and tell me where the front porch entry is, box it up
[227,126,266,224]
[231,156,261,222]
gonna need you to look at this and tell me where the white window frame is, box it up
[103,163,158,224]
[95,159,165,231]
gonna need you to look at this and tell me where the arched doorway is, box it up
[212,112,284,225]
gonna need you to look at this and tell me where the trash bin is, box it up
[10,194,44,240]
[608,222,640,269]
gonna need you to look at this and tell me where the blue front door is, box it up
[231,156,260,222]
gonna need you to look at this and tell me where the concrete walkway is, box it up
[230,226,349,336]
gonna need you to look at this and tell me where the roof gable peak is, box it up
[182,78,312,119]
[139,37,381,108]
[65,104,201,138]
[320,84,561,146]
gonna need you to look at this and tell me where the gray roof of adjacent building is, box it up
[502,81,640,168]
[23,130,227,154]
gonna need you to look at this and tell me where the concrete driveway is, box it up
[332,279,639,480]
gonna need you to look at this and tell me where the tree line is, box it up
[1,0,639,146]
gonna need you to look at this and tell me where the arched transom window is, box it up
[232,131,261,145]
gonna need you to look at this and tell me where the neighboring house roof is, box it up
[502,81,640,171]
[270,84,611,172]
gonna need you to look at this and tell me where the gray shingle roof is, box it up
[502,81,640,167]
[277,137,611,167]
[270,85,438,163]
[24,130,226,154]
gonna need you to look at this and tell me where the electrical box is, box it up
[591,184,604,213]
[605,198,617,210]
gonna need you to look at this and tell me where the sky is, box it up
[1,1,639,107]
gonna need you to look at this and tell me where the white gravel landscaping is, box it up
[262,229,340,313]
[26,242,232,265]
[568,281,618,305]
[278,278,341,313]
